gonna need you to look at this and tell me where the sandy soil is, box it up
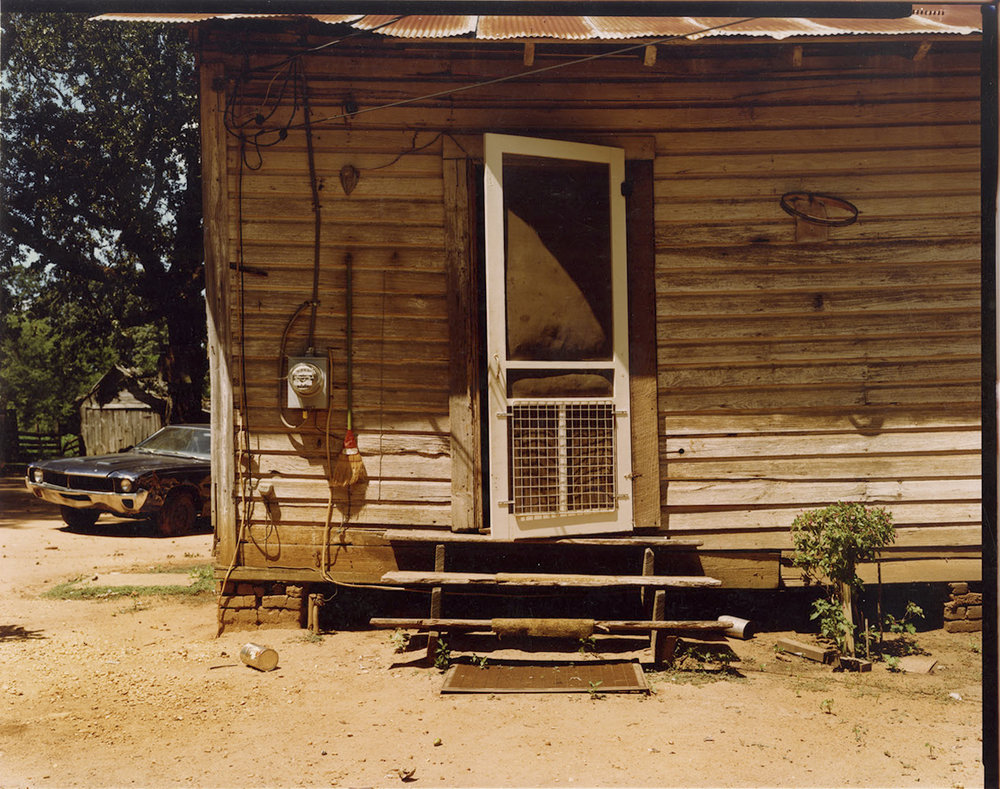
[0,475,985,788]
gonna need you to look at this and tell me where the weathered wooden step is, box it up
[370,617,734,635]
[381,529,702,548]
[380,571,721,588]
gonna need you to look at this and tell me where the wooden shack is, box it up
[110,4,988,628]
[77,366,169,456]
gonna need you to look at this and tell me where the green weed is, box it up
[44,564,213,600]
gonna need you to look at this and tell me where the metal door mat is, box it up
[441,660,648,694]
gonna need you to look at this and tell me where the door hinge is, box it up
[620,180,633,197]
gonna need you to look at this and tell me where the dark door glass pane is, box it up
[503,154,612,361]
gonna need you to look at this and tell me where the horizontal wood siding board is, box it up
[663,455,981,480]
[203,33,980,575]
[661,410,982,435]
[686,524,982,551]
[656,123,981,155]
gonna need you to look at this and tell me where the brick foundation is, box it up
[217,581,308,632]
[943,582,982,633]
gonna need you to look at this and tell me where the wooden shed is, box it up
[77,366,169,456]
[107,2,990,629]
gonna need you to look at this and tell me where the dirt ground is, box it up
[0,475,986,788]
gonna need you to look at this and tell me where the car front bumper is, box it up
[25,481,151,516]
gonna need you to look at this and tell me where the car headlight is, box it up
[31,468,44,483]
[119,479,133,493]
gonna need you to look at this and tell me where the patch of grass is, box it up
[44,564,213,600]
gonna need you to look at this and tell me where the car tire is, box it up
[155,491,197,537]
[60,506,99,529]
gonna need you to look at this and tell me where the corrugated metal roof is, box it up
[352,14,478,37]
[477,15,601,39]
[94,7,982,39]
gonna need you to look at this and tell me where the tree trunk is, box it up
[840,581,856,656]
[159,177,206,425]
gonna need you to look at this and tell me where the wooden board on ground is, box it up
[775,637,838,664]
[896,655,938,674]
[441,660,648,694]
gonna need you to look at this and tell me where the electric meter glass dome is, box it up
[288,362,323,396]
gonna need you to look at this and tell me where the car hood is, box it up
[33,451,208,477]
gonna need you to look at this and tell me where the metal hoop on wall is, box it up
[780,191,860,227]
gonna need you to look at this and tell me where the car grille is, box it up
[41,470,115,493]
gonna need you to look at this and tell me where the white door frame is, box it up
[484,132,632,540]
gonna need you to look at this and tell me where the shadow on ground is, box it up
[0,624,47,643]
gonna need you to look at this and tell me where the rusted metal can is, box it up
[240,642,278,671]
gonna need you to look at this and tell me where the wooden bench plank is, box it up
[380,571,721,588]
[370,617,734,634]
[381,529,702,547]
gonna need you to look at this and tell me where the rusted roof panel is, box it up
[96,12,366,25]
[352,14,477,37]
[477,15,600,39]
[94,7,982,38]
[585,16,709,38]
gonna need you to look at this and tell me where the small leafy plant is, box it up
[886,601,924,636]
[587,680,605,700]
[389,629,411,653]
[433,637,452,671]
[791,502,895,656]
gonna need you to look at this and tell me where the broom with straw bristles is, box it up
[332,252,366,487]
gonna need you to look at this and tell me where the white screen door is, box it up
[484,133,632,540]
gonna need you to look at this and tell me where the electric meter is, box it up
[286,356,329,409]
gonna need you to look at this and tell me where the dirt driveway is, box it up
[0,475,985,788]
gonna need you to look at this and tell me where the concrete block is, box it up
[258,608,297,626]
[949,582,969,595]
[945,619,982,633]
[261,594,290,609]
[219,609,259,629]
[219,595,258,609]
[838,656,872,672]
[236,582,256,596]
[943,605,966,620]
[966,606,982,620]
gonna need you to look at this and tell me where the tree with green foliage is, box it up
[1,12,204,430]
[791,501,896,656]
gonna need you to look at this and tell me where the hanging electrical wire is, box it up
[223,17,758,151]
[281,18,760,129]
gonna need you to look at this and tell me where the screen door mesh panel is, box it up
[508,400,616,517]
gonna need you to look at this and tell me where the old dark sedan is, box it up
[25,424,211,537]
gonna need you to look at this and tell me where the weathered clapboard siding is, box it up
[220,47,452,559]
[202,28,981,582]
[650,42,980,555]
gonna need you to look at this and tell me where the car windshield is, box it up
[135,426,211,459]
